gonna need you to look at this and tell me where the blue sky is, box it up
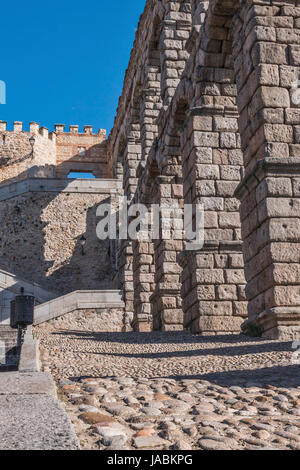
[1,0,146,134]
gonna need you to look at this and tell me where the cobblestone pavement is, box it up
[35,329,300,450]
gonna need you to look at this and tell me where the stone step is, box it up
[0,326,19,368]
[0,326,18,335]
[0,333,17,336]
[0,336,17,342]
[0,342,18,351]
[0,334,18,340]
[4,338,17,344]
[0,365,18,372]
[0,331,18,346]
[0,267,56,325]
[0,344,17,350]
[1,346,17,351]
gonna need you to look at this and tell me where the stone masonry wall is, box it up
[0,191,112,295]
[171,0,247,335]
[0,121,56,184]
[107,0,300,339]
[3,0,300,339]
[232,1,300,340]
[34,307,124,333]
[107,0,246,334]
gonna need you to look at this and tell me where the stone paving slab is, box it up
[0,394,80,450]
[0,372,57,396]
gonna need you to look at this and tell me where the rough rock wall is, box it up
[34,307,124,333]
[0,122,56,185]
[0,191,112,294]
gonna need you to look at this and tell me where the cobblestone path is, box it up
[35,329,300,450]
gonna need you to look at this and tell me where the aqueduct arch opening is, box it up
[191,0,300,339]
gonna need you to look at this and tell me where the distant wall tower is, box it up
[0,121,56,185]
[55,124,108,178]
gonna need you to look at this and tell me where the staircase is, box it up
[0,325,19,370]
[0,266,125,372]
[0,290,124,366]
[34,290,124,325]
[0,268,56,324]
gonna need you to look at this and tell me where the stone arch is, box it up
[187,0,300,339]
[159,3,192,106]
[129,14,164,330]
[177,0,248,335]
[118,85,143,331]
[150,95,193,331]
[132,153,160,331]
[114,134,126,181]
[123,83,143,203]
[147,15,162,94]
[139,16,163,162]
[190,0,208,26]
[108,0,193,332]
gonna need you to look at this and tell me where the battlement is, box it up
[54,124,106,138]
[0,121,107,140]
[0,121,56,142]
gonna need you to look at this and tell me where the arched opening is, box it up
[150,99,188,332]
[132,155,159,332]
[67,171,96,179]
[177,0,248,335]
[114,135,126,181]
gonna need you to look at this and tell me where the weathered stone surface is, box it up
[0,372,56,396]
[79,412,116,425]
[35,307,124,333]
[0,395,79,450]
[0,191,113,296]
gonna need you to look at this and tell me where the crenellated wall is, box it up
[0,121,111,184]
[55,124,109,178]
[0,121,56,184]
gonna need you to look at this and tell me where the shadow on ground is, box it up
[43,331,299,389]
[51,330,283,344]
[69,364,300,388]
[50,330,293,357]
[166,364,300,387]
